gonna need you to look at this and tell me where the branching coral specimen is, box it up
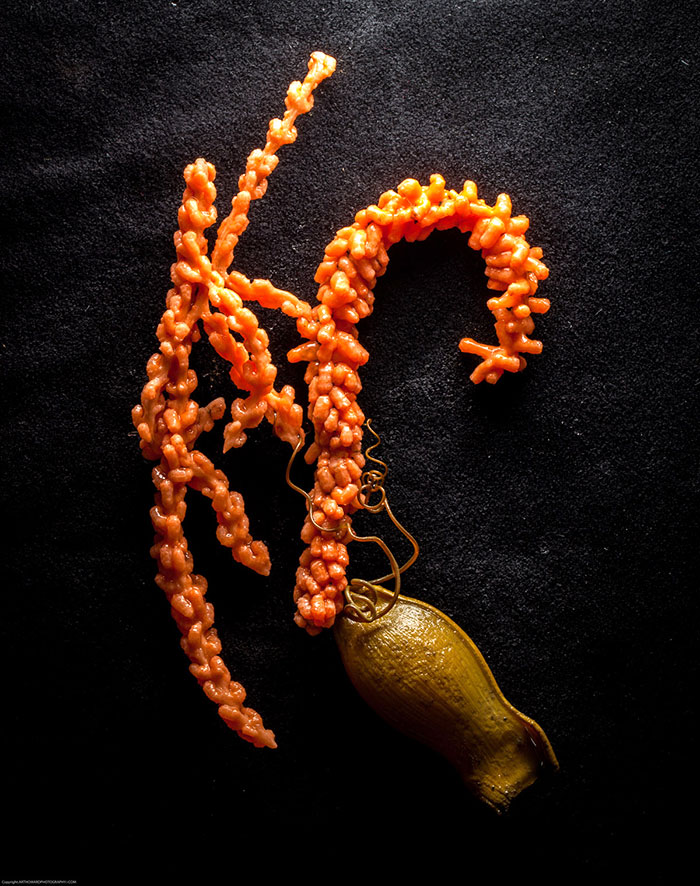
[133,53,335,748]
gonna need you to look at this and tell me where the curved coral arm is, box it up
[133,159,275,747]
[289,175,550,633]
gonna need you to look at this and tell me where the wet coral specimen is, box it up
[133,51,549,745]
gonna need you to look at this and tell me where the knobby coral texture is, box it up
[132,51,550,748]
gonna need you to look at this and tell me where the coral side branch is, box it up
[211,51,336,276]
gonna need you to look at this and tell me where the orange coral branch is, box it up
[133,50,550,743]
[133,53,336,747]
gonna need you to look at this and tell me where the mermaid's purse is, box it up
[287,422,558,812]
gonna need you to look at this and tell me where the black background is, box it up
[3,0,698,881]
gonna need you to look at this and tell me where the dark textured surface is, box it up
[3,0,698,880]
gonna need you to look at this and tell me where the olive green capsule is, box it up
[334,586,558,812]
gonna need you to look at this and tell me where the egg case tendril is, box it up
[285,420,420,625]
[132,51,550,751]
